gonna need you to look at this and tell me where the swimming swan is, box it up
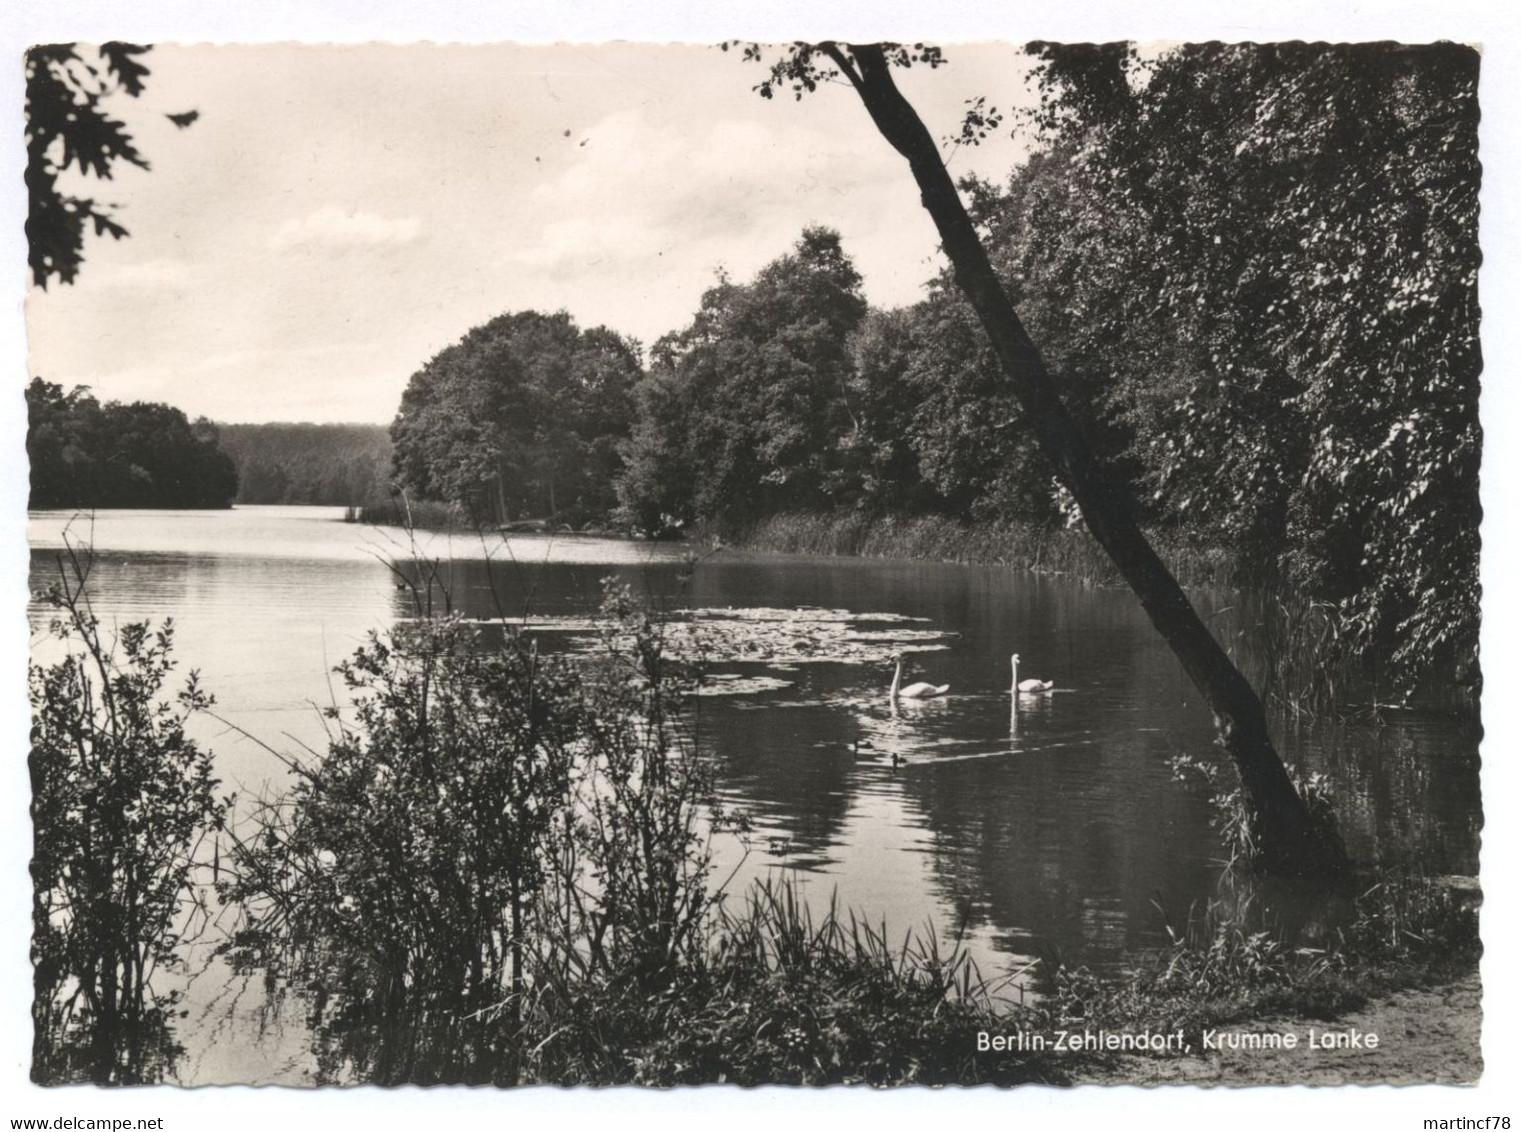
[890,654,948,700]
[1011,653,1054,694]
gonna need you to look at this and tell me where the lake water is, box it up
[26,505,1482,1083]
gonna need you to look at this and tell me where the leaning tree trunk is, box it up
[828,43,1342,877]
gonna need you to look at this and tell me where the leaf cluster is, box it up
[26,43,152,288]
[724,40,944,103]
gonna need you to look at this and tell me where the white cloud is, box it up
[271,206,422,251]
[512,109,887,271]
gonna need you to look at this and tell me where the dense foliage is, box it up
[847,290,1065,522]
[990,41,1481,695]
[218,422,392,506]
[29,544,228,1083]
[226,617,581,1082]
[390,311,642,526]
[27,379,239,510]
[617,227,869,531]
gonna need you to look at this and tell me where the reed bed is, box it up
[345,496,466,530]
[716,511,1112,581]
[510,862,1478,1086]
[719,511,1258,588]
[514,874,1066,1086]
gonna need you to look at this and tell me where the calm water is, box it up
[27,506,1482,1083]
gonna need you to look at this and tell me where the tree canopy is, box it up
[26,379,239,509]
[848,286,1060,523]
[617,227,869,532]
[390,311,643,525]
[993,41,1481,694]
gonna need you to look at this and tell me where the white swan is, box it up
[890,654,948,700]
[1010,653,1053,694]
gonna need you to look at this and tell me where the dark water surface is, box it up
[27,506,1481,1082]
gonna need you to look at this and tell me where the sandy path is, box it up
[1071,974,1482,1086]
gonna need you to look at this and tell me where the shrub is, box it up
[29,540,228,1084]
[222,579,734,1084]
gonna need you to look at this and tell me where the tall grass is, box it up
[516,874,1065,1086]
[1118,864,1478,1039]
[344,495,465,530]
[714,510,1245,588]
[1207,592,1367,718]
[715,511,1114,581]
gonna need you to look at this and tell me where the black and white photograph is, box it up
[5,1,1518,1125]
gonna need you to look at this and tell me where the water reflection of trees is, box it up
[905,731,1218,968]
[700,679,859,860]
[31,1002,188,1087]
[1284,717,1481,874]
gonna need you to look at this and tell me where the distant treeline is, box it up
[26,379,238,510]
[218,423,392,506]
[386,44,1477,702]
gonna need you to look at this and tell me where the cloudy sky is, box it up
[25,43,1040,423]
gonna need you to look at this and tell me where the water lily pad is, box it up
[463,606,957,670]
[692,673,795,697]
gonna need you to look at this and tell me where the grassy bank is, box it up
[249,863,1479,1086]
[710,511,1243,590]
[524,865,1479,1086]
[511,877,1072,1086]
[1064,867,1480,1040]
